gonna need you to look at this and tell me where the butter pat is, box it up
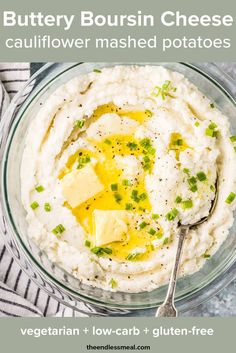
[61,165,104,208]
[93,210,128,246]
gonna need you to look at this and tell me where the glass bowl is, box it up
[0,62,236,315]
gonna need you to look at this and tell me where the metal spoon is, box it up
[156,178,218,317]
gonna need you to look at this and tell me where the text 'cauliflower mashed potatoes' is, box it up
[21,65,236,293]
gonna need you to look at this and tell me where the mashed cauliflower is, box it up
[21,65,236,293]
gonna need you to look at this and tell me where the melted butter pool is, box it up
[59,104,163,261]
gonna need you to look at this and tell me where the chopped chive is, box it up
[188,176,197,185]
[163,237,169,245]
[162,80,171,90]
[182,199,193,209]
[80,155,90,163]
[111,183,118,191]
[210,184,215,192]
[210,103,215,108]
[85,156,91,163]
[203,253,211,258]
[148,147,156,155]
[129,190,147,202]
[131,189,140,203]
[153,81,168,97]
[189,176,197,183]
[143,155,150,163]
[52,224,65,236]
[151,80,174,100]
[91,247,112,256]
[205,128,217,137]
[140,221,148,229]
[114,192,122,203]
[44,203,51,212]
[156,232,163,239]
[75,119,85,128]
[183,168,190,175]
[152,85,161,97]
[109,278,117,289]
[142,162,151,172]
[174,139,183,146]
[93,69,102,73]
[194,121,200,127]
[102,248,112,254]
[188,177,198,192]
[85,240,91,248]
[104,138,112,145]
[140,138,152,149]
[205,122,218,138]
[175,196,182,204]
[148,228,156,236]
[30,201,39,210]
[122,179,131,186]
[208,122,218,130]
[177,139,183,146]
[103,248,112,254]
[150,244,155,251]
[145,109,153,117]
[197,172,207,182]
[152,213,159,220]
[91,247,101,255]
[35,185,44,193]
[125,203,133,210]
[225,192,236,204]
[126,253,139,261]
[165,208,179,221]
[127,142,137,150]
[190,185,198,192]
[139,192,147,201]
[77,155,91,169]
[140,138,156,156]
[230,135,236,142]
[234,146,236,153]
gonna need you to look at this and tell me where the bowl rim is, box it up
[1,62,236,312]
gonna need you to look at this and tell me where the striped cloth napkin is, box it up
[0,63,90,317]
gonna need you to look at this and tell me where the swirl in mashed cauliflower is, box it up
[21,65,236,293]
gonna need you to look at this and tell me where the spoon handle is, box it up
[155,227,188,317]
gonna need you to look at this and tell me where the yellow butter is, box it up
[93,210,128,246]
[61,165,104,208]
